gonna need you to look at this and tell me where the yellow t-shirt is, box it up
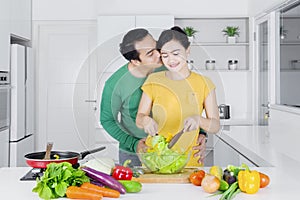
[141,71,215,167]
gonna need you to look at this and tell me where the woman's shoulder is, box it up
[147,71,165,79]
[190,72,215,88]
[191,71,211,81]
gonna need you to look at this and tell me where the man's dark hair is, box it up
[119,28,149,62]
[157,26,190,51]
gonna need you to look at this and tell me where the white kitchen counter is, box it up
[0,166,297,200]
[217,125,300,181]
[1,125,300,199]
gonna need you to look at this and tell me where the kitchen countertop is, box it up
[1,125,300,199]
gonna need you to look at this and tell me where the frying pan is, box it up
[24,146,106,168]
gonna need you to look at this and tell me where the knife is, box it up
[167,129,184,149]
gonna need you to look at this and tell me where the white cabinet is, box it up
[0,0,11,71]
[26,48,34,136]
[35,22,97,151]
[135,15,174,39]
[97,16,135,45]
[97,15,174,45]
[10,0,32,40]
[211,135,255,167]
[0,0,31,71]
[96,15,174,73]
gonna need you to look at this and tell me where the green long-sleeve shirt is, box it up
[100,64,165,153]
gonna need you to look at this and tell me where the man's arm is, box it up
[100,83,140,153]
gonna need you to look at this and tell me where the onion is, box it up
[201,174,220,193]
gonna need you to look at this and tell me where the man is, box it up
[100,28,206,166]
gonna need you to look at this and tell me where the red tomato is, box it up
[189,170,205,186]
[259,172,270,188]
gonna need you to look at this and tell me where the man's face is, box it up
[134,35,162,69]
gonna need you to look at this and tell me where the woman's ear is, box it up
[186,46,191,56]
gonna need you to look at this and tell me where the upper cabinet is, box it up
[0,0,31,71]
[0,0,11,71]
[97,15,174,72]
[10,0,32,40]
[97,15,174,45]
[175,17,250,71]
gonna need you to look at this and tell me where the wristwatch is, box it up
[199,128,208,143]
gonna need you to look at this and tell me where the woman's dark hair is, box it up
[119,28,149,61]
[156,26,190,51]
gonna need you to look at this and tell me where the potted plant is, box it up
[183,26,198,43]
[222,26,240,43]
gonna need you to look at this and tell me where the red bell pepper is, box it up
[112,160,133,180]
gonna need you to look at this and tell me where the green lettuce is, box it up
[32,162,90,199]
[140,135,188,174]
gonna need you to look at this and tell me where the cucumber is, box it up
[219,179,229,191]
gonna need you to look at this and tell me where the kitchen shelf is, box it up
[219,119,253,126]
[280,69,300,71]
[192,42,249,46]
[280,42,300,45]
[196,68,251,72]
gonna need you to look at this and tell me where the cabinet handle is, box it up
[85,100,97,103]
[261,103,270,108]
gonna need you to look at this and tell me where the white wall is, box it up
[32,0,97,20]
[95,0,248,17]
[248,0,286,16]
[33,0,249,20]
[33,0,296,20]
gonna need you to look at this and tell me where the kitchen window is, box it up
[279,1,300,108]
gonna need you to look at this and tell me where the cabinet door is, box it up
[10,0,31,40]
[97,16,135,45]
[135,15,174,39]
[0,0,10,71]
[26,47,34,136]
[10,44,26,141]
[36,23,97,151]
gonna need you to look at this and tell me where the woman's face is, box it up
[160,39,189,73]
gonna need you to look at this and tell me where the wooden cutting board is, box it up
[132,168,195,183]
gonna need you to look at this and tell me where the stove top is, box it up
[20,168,45,181]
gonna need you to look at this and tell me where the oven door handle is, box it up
[0,85,12,90]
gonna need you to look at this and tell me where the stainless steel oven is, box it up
[0,71,10,131]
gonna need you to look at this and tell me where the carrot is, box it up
[81,182,120,198]
[66,186,103,200]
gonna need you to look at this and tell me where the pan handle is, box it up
[80,146,106,159]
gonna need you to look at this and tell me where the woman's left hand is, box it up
[183,115,200,132]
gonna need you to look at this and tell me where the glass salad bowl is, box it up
[137,135,191,174]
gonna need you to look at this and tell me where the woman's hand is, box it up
[142,116,158,136]
[183,115,200,132]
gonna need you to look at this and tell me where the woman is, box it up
[136,26,220,166]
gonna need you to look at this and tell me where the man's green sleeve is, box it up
[100,83,140,153]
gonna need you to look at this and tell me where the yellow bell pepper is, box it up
[238,164,260,194]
